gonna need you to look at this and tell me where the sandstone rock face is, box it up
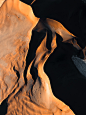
[0,0,39,105]
[0,0,75,115]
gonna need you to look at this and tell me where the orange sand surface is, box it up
[0,0,75,114]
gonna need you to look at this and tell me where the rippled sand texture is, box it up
[0,0,75,114]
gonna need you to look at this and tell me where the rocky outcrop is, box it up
[0,0,76,115]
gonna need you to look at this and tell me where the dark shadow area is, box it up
[13,66,20,81]
[40,19,53,51]
[31,0,86,49]
[0,98,8,115]
[18,0,86,114]
[20,0,86,48]
[45,27,52,51]
[30,58,38,93]
[44,33,86,115]
[23,23,86,114]
[30,58,38,84]
[24,30,46,85]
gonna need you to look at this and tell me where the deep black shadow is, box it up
[31,0,86,48]
[24,30,46,85]
[44,34,86,115]
[20,0,33,5]
[20,0,86,48]
[16,0,86,113]
[0,98,8,115]
[30,58,38,91]
[13,66,20,81]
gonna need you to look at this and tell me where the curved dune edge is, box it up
[0,0,75,115]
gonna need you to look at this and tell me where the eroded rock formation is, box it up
[0,0,85,115]
[0,0,39,110]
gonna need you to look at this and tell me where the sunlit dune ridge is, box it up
[0,0,75,114]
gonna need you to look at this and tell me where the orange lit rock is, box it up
[0,0,75,115]
[46,18,76,41]
[0,0,39,105]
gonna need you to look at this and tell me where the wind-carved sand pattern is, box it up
[0,0,75,115]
